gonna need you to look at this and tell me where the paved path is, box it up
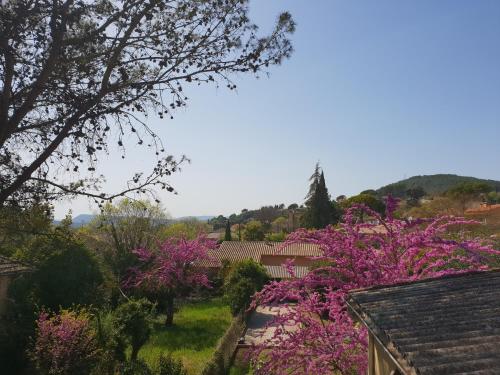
[241,305,294,346]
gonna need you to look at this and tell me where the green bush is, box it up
[156,353,188,375]
[116,359,152,375]
[224,260,269,315]
[112,299,154,361]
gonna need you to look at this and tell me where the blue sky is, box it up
[54,0,500,219]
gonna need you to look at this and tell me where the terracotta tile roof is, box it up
[264,242,322,257]
[202,241,322,278]
[215,241,322,261]
[346,270,500,375]
[0,256,31,276]
[264,265,310,279]
[215,241,267,262]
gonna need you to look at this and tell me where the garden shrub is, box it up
[224,259,269,315]
[156,353,188,375]
[112,298,154,361]
[115,359,152,375]
[29,308,99,375]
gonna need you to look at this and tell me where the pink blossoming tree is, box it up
[250,198,500,374]
[125,236,216,326]
[30,309,99,375]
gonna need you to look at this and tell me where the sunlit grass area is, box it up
[139,297,232,374]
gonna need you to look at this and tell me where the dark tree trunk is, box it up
[131,346,139,362]
[165,295,174,326]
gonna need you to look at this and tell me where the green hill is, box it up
[376,174,500,197]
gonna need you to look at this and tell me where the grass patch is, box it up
[229,349,253,375]
[139,297,232,374]
[229,364,252,375]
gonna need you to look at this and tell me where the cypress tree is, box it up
[302,164,335,229]
[224,219,232,241]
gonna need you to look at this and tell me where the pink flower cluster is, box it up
[125,236,217,292]
[30,309,98,375]
[250,199,500,374]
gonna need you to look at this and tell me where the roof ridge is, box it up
[349,268,500,294]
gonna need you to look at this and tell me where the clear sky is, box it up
[54,0,500,219]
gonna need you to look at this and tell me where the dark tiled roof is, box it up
[347,270,500,375]
[0,256,31,276]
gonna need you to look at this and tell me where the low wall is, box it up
[201,311,248,375]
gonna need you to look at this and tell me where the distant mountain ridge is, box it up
[54,214,215,227]
[376,174,500,196]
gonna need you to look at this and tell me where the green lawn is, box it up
[139,297,232,374]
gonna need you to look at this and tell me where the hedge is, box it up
[201,311,248,375]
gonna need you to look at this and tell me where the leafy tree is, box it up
[112,299,153,362]
[224,220,232,241]
[265,232,287,242]
[161,219,210,240]
[125,236,215,326]
[224,260,269,315]
[271,216,288,233]
[301,164,336,229]
[0,205,53,258]
[29,309,99,375]
[242,220,265,241]
[250,201,500,374]
[341,193,385,220]
[10,238,104,312]
[208,215,228,231]
[82,199,167,283]
[256,205,283,223]
[0,0,295,207]
[287,203,299,210]
[405,186,426,207]
[486,191,500,205]
[446,182,492,214]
